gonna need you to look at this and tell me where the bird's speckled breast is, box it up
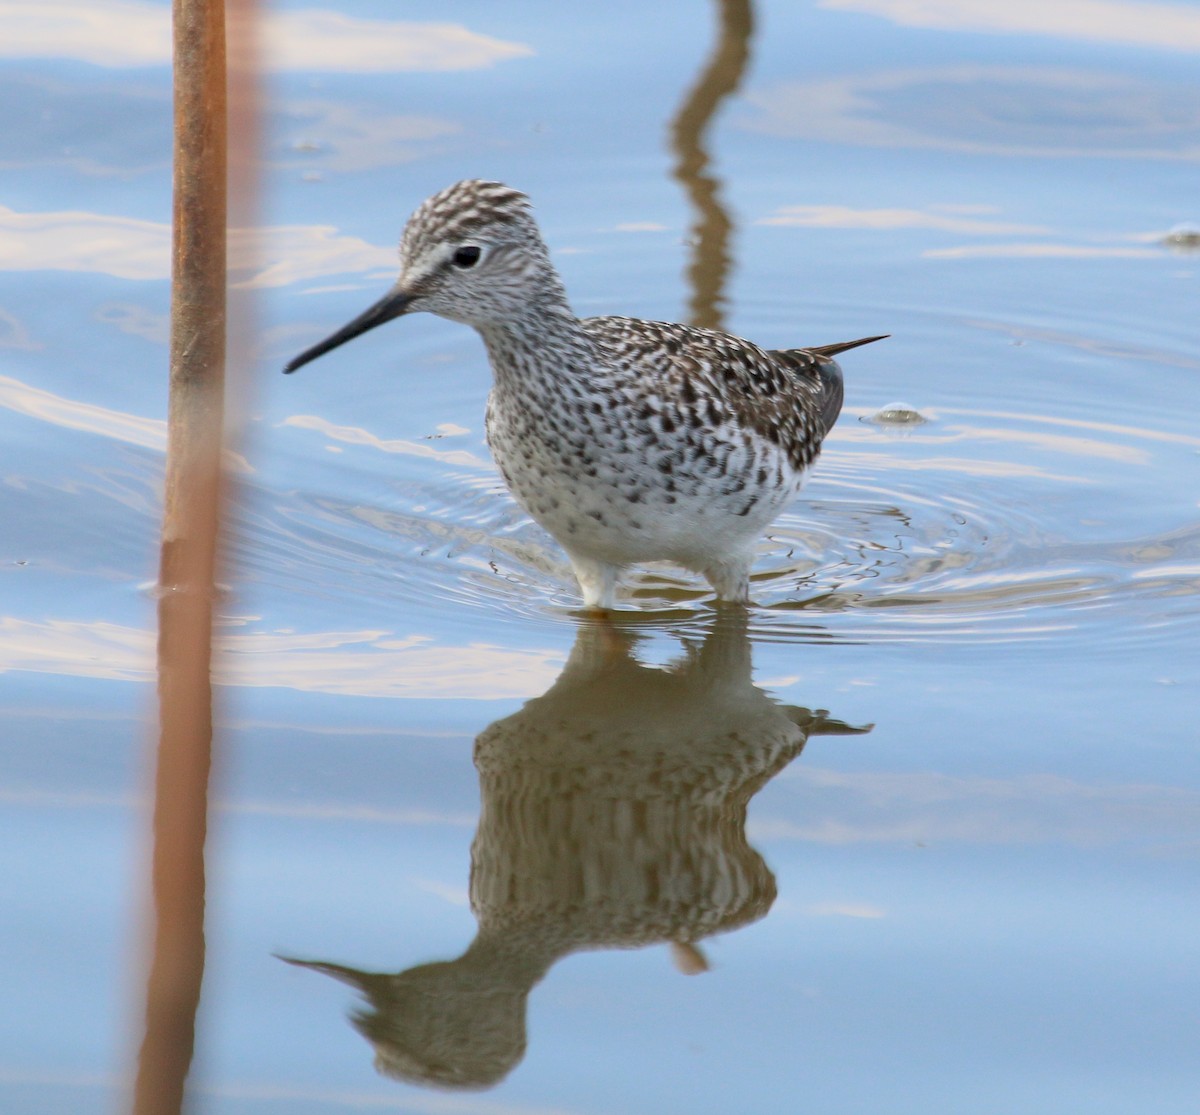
[483,336,805,567]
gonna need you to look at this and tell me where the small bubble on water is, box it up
[1161,223,1200,251]
[862,402,928,427]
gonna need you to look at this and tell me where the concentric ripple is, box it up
[247,402,1200,647]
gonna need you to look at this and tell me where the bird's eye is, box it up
[452,245,482,268]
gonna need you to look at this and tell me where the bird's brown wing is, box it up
[769,335,888,436]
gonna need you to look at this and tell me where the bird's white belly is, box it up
[487,394,803,570]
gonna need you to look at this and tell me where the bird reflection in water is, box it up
[283,614,869,1090]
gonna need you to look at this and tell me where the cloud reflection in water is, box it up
[745,67,1200,160]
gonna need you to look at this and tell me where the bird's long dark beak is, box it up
[283,286,414,374]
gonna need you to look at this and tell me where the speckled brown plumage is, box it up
[284,179,886,608]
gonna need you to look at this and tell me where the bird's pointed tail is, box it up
[806,334,889,358]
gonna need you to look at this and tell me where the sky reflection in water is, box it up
[1,0,1199,1112]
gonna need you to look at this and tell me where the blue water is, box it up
[2,1,1199,1112]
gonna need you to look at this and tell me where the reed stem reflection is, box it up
[285,614,868,1091]
[670,0,755,331]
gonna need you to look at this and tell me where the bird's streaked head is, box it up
[284,180,558,375]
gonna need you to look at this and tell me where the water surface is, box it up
[2,1,1199,1112]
